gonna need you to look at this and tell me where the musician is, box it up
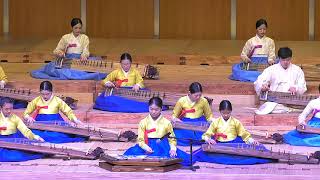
[0,97,45,161]
[0,66,7,89]
[284,84,320,146]
[53,18,89,60]
[23,81,86,143]
[194,100,272,165]
[172,82,214,146]
[94,53,148,112]
[124,97,191,166]
[254,47,307,114]
[240,19,275,64]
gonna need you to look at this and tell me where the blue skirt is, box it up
[31,114,87,143]
[284,117,320,147]
[194,137,273,165]
[229,56,268,82]
[124,138,192,166]
[173,116,208,146]
[0,131,45,162]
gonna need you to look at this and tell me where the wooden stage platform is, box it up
[0,39,320,179]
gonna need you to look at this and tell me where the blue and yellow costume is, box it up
[194,116,272,165]
[0,112,44,161]
[0,66,28,109]
[124,115,191,166]
[94,68,149,112]
[172,96,213,146]
[284,98,320,146]
[23,95,86,143]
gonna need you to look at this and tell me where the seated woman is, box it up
[172,82,214,146]
[94,53,150,113]
[0,66,28,109]
[0,97,45,162]
[124,97,191,166]
[31,18,105,80]
[194,100,272,165]
[284,85,320,147]
[23,81,86,143]
[230,18,276,82]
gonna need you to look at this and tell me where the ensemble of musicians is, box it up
[0,18,319,169]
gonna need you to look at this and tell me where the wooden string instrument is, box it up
[296,124,320,135]
[99,154,182,172]
[26,121,137,142]
[65,59,160,80]
[0,87,78,109]
[202,143,319,164]
[241,62,269,71]
[0,138,104,160]
[259,91,317,107]
[106,88,213,107]
[172,121,283,144]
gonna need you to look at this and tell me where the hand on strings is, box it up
[206,138,216,145]
[105,82,115,88]
[299,121,306,128]
[169,149,177,157]
[288,87,297,95]
[25,116,36,124]
[132,84,140,92]
[0,81,5,89]
[57,51,65,58]
[80,55,87,61]
[244,57,251,63]
[172,117,182,123]
[34,135,45,142]
[261,83,270,92]
[268,60,275,65]
[145,146,153,154]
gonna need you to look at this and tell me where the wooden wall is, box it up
[315,0,320,40]
[86,0,154,38]
[0,0,3,35]
[9,0,81,38]
[160,0,230,39]
[237,0,309,41]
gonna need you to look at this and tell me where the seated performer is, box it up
[0,97,45,162]
[94,53,150,113]
[230,18,276,82]
[284,84,320,147]
[172,82,214,146]
[124,97,191,166]
[23,81,86,143]
[194,100,272,165]
[254,47,307,114]
[31,18,105,80]
[0,66,28,109]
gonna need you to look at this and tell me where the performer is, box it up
[124,97,191,166]
[53,18,89,60]
[254,47,307,114]
[0,66,28,108]
[23,81,86,143]
[94,53,149,112]
[0,97,45,162]
[172,82,214,146]
[194,100,272,165]
[230,19,276,82]
[240,19,275,64]
[284,84,320,146]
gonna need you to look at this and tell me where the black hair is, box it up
[318,84,320,93]
[219,100,233,111]
[148,97,163,108]
[120,53,132,63]
[256,19,268,29]
[278,47,292,59]
[40,81,53,92]
[189,82,203,94]
[0,97,14,107]
[71,18,82,28]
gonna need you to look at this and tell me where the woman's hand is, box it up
[169,149,177,157]
[206,138,216,145]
